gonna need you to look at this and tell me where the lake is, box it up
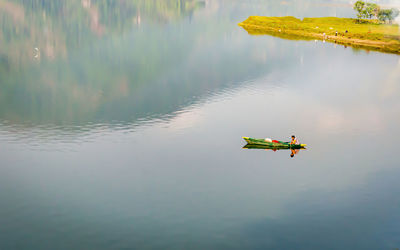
[1,0,400,249]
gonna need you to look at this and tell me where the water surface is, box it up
[1,1,400,249]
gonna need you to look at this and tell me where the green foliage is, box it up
[354,1,379,20]
[354,1,366,20]
[378,8,400,23]
[365,3,380,19]
[353,0,399,23]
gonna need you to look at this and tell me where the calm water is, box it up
[1,0,400,249]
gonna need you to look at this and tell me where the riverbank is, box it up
[239,16,400,54]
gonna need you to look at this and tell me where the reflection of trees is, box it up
[0,0,298,128]
[0,0,205,64]
[0,0,209,127]
[0,24,291,126]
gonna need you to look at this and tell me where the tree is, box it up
[354,1,380,20]
[378,9,391,22]
[353,1,399,23]
[377,8,400,23]
[391,8,400,23]
[365,3,380,19]
[354,0,366,20]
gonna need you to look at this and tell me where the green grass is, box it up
[239,16,400,54]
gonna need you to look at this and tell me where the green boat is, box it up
[242,137,307,149]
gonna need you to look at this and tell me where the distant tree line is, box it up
[353,1,399,23]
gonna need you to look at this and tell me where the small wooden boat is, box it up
[242,137,306,149]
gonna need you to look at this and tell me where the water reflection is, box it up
[0,2,298,129]
[243,144,305,158]
[0,0,205,61]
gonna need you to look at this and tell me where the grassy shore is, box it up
[239,16,400,54]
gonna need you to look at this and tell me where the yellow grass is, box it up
[239,16,400,54]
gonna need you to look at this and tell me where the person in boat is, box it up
[290,135,299,145]
[290,135,300,158]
